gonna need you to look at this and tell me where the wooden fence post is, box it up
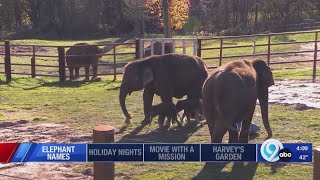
[172,39,176,53]
[4,40,11,83]
[314,146,320,180]
[197,39,202,57]
[252,40,256,57]
[182,39,186,54]
[58,46,66,82]
[267,34,271,66]
[313,32,318,83]
[31,45,36,78]
[135,38,140,60]
[113,47,116,81]
[219,38,223,66]
[93,125,115,180]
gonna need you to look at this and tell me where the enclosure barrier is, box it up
[197,30,319,82]
[93,125,115,180]
[315,146,320,180]
[1,30,319,83]
[0,41,136,83]
[138,38,198,59]
[4,40,11,83]
[58,46,66,82]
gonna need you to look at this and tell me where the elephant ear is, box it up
[263,67,274,87]
[142,68,154,86]
[252,60,274,87]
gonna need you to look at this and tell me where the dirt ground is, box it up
[0,45,50,55]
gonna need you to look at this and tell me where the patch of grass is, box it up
[0,76,319,179]
[273,69,320,80]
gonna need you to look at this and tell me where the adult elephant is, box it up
[119,53,208,125]
[202,59,274,143]
[66,43,104,81]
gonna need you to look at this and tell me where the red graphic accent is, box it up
[0,143,20,163]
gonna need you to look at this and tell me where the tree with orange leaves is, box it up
[146,0,190,37]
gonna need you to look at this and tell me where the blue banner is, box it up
[13,143,87,162]
[257,142,312,162]
[2,140,314,163]
[201,144,257,162]
[87,144,143,162]
[11,143,33,162]
[144,144,200,162]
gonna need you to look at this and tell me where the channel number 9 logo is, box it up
[260,139,284,162]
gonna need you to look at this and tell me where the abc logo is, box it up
[260,139,284,162]
[278,148,292,162]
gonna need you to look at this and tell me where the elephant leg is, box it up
[206,114,217,142]
[165,116,173,128]
[195,109,201,122]
[169,116,182,128]
[165,105,174,128]
[141,88,155,125]
[91,64,98,80]
[239,108,255,143]
[186,97,201,121]
[69,68,74,80]
[212,120,228,143]
[158,115,165,128]
[186,112,191,123]
[75,68,80,79]
[238,120,252,143]
[181,112,186,124]
[190,111,196,119]
[202,102,216,142]
[228,124,239,143]
[167,113,174,127]
[160,97,173,128]
[84,66,90,81]
[173,115,183,127]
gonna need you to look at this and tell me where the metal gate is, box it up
[138,38,198,59]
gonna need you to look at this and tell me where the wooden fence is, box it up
[0,30,319,83]
[0,40,137,83]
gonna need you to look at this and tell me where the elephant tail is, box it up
[214,71,242,132]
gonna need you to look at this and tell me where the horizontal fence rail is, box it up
[0,30,319,83]
[0,40,136,82]
[197,30,319,82]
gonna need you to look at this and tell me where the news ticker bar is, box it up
[0,143,312,163]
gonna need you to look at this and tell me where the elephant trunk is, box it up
[258,88,272,139]
[119,85,132,122]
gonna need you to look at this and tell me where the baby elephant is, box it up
[150,102,183,128]
[176,98,203,124]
